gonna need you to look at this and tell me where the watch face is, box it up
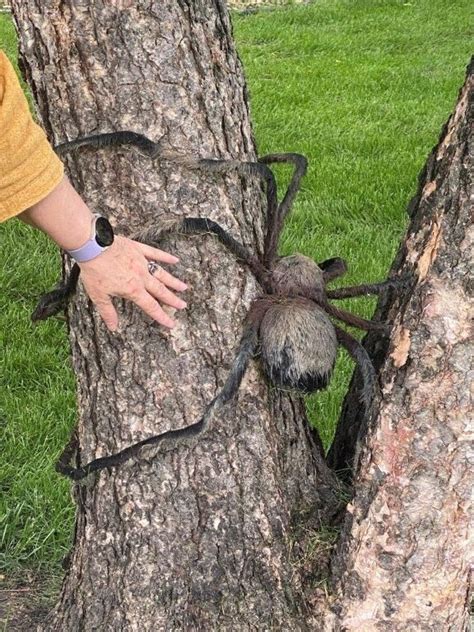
[95,217,114,247]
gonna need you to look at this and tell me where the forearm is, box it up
[18,175,94,251]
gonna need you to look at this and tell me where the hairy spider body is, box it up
[258,297,337,393]
[251,254,338,392]
[34,130,400,480]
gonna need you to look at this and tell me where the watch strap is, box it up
[68,239,107,263]
[67,214,110,263]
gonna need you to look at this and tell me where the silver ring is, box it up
[148,261,161,275]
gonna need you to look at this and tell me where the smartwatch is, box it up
[67,214,114,263]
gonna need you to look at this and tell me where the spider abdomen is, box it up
[259,300,337,394]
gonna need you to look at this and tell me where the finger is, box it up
[146,277,187,310]
[135,241,180,264]
[134,292,176,329]
[150,266,187,292]
[94,299,119,332]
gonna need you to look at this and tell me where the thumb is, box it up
[94,298,119,332]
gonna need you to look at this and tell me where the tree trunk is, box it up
[11,1,472,629]
[11,2,339,629]
[326,60,473,630]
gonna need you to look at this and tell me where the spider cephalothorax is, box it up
[34,131,399,480]
[271,254,325,296]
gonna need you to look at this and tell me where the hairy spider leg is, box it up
[32,211,273,323]
[134,217,270,289]
[38,129,280,321]
[318,257,348,283]
[180,218,269,288]
[53,130,278,288]
[259,153,308,266]
[54,130,279,272]
[173,157,278,267]
[56,322,260,481]
[56,427,79,478]
[54,130,159,158]
[334,325,378,410]
[31,263,80,322]
[323,301,387,332]
[327,278,401,300]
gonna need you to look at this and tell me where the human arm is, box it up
[0,51,187,330]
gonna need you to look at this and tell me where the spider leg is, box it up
[55,129,275,221]
[55,132,277,215]
[31,263,80,322]
[54,130,160,158]
[334,325,378,410]
[159,157,278,271]
[54,130,278,271]
[323,301,387,332]
[327,278,403,300]
[318,257,348,283]
[135,217,269,290]
[56,314,262,481]
[181,218,269,288]
[259,153,308,266]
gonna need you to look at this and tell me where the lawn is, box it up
[0,0,472,578]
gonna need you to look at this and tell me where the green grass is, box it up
[0,12,15,65]
[0,1,472,575]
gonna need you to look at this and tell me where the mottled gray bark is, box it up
[11,1,339,630]
[326,60,473,630]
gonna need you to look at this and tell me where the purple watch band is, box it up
[66,214,110,263]
[67,239,106,263]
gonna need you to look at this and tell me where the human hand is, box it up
[78,235,187,331]
[18,176,187,330]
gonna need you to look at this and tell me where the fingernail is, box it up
[179,283,188,291]
[178,300,187,309]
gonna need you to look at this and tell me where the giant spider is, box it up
[36,131,398,480]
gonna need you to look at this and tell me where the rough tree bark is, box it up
[11,2,340,630]
[11,1,472,629]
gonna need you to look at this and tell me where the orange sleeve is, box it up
[0,50,64,222]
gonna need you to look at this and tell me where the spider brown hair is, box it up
[35,131,399,481]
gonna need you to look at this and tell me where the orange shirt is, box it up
[0,50,63,222]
